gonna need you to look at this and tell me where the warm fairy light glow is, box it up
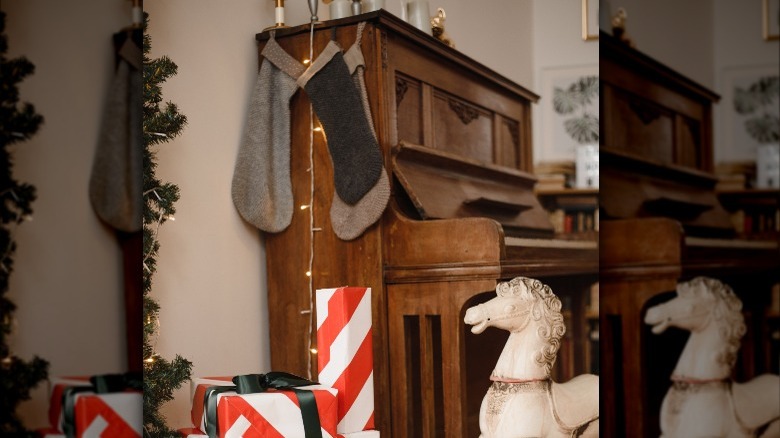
[167,215,176,221]
[144,357,155,363]
[300,205,310,210]
[310,348,318,354]
[313,126,322,132]
[303,59,311,64]
[305,271,312,277]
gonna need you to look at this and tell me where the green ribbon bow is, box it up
[203,372,322,438]
[62,372,142,438]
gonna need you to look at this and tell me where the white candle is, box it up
[330,0,352,19]
[362,0,384,12]
[406,0,431,35]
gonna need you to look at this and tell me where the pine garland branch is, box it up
[0,11,49,435]
[142,12,192,437]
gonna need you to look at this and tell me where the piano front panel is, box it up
[603,85,676,164]
[601,40,715,173]
[395,73,422,145]
[386,27,531,172]
[432,91,494,163]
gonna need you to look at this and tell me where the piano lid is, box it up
[392,141,555,238]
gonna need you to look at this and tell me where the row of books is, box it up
[730,209,780,235]
[550,208,599,234]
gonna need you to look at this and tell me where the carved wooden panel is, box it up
[676,116,700,168]
[605,86,674,164]
[386,28,534,173]
[497,117,520,168]
[395,74,422,146]
[432,91,493,163]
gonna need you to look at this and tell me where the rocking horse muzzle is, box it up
[464,304,489,334]
[645,303,672,334]
[464,302,532,334]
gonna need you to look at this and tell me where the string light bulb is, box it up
[313,126,322,132]
[303,59,311,65]
[305,271,312,277]
[300,205,310,210]
[310,348,318,355]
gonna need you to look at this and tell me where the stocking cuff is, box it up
[262,36,306,79]
[297,41,342,88]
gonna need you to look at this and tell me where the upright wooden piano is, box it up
[599,31,779,437]
[257,12,598,437]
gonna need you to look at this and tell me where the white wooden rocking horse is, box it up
[464,277,599,437]
[644,276,780,438]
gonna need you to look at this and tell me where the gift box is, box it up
[43,374,142,438]
[190,373,339,438]
[178,428,380,438]
[316,287,375,433]
[178,427,208,438]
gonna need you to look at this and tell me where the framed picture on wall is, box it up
[763,0,779,41]
[540,65,599,162]
[582,0,599,41]
[717,65,779,163]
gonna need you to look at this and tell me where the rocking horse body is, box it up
[645,277,780,438]
[464,277,599,438]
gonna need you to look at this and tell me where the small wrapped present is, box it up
[43,373,142,438]
[337,432,381,437]
[177,427,381,438]
[175,427,379,438]
[177,427,207,438]
[316,287,375,433]
[191,372,339,438]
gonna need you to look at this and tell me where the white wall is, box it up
[143,1,272,429]
[532,0,599,163]
[145,0,533,429]
[431,0,533,86]
[2,0,130,429]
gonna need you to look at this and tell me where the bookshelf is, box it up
[536,188,599,239]
[717,189,779,240]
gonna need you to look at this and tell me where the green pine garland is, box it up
[0,10,49,436]
[142,13,192,437]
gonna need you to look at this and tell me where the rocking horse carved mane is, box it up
[645,277,780,438]
[464,277,599,438]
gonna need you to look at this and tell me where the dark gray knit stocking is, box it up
[299,42,383,205]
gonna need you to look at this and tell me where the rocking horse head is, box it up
[464,277,565,376]
[644,277,746,371]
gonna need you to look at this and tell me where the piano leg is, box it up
[387,279,498,438]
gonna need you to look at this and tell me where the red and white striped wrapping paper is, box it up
[40,376,142,438]
[178,428,380,438]
[316,287,375,434]
[189,377,339,437]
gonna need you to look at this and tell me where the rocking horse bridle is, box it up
[655,301,713,330]
[471,302,532,330]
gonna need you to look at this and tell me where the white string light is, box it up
[304,19,317,380]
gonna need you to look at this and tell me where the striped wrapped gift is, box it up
[43,375,142,438]
[179,427,381,437]
[190,376,339,437]
[316,287,375,434]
